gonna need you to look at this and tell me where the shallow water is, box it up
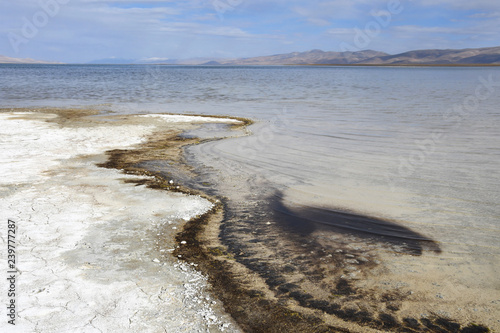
[1,64,499,329]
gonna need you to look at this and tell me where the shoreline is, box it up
[1,108,493,333]
[85,109,492,332]
[173,192,493,332]
[0,108,243,332]
[88,110,353,332]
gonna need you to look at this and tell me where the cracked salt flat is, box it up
[0,112,240,333]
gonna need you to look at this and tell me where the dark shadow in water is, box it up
[270,192,441,255]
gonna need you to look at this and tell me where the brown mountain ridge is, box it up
[1,46,499,65]
[205,46,500,66]
[0,55,62,64]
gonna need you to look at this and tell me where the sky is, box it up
[0,0,499,63]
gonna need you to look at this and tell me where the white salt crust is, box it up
[0,112,240,333]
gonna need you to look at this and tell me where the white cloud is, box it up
[156,23,257,38]
[326,28,356,35]
[418,0,500,10]
[393,24,500,36]
[469,11,500,18]
[139,56,170,61]
[292,0,398,25]
[393,25,458,34]
[81,0,177,3]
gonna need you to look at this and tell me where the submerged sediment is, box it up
[174,191,491,333]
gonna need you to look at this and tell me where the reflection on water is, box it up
[1,64,499,329]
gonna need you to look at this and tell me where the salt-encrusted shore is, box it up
[0,109,242,333]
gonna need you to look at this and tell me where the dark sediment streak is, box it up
[270,195,442,256]
[175,190,489,333]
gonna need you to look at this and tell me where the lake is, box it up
[1,64,499,330]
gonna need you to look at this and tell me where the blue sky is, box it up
[0,0,499,63]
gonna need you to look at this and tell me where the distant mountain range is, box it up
[1,46,499,65]
[0,55,61,64]
[204,46,500,65]
[209,49,389,65]
[86,57,219,65]
[355,46,500,65]
[86,57,137,65]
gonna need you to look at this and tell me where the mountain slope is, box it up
[359,46,500,65]
[3,46,499,65]
[212,49,389,65]
[206,46,500,65]
[0,55,62,64]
